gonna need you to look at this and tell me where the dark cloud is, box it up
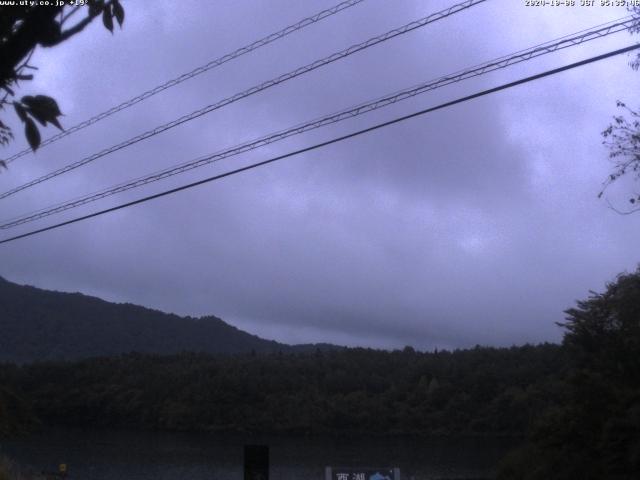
[0,0,638,350]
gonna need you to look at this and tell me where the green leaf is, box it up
[113,0,124,27]
[89,0,105,17]
[48,115,64,131]
[103,5,114,33]
[24,118,40,151]
[28,110,48,127]
[13,102,28,122]
[33,95,62,116]
[21,95,63,130]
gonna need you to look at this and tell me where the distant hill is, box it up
[0,276,337,363]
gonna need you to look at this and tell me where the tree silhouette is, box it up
[499,267,640,479]
[0,1,124,162]
[599,7,640,212]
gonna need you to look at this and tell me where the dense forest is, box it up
[0,267,639,479]
[0,343,565,436]
[498,267,640,479]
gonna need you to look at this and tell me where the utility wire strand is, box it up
[1,43,638,246]
[1,16,636,229]
[0,0,486,200]
[2,0,368,165]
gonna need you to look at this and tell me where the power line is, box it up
[1,43,637,246]
[2,0,368,165]
[1,16,636,230]
[0,0,486,200]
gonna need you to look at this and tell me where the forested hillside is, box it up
[0,344,565,436]
[0,276,324,363]
[1,268,639,479]
[0,387,36,436]
[498,267,640,479]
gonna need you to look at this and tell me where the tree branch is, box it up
[57,15,95,43]
[606,198,640,215]
[0,7,62,84]
[60,5,82,26]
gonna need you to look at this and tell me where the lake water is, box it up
[1,428,516,480]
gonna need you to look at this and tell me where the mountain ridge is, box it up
[0,276,339,363]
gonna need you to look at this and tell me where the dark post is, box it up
[244,445,269,480]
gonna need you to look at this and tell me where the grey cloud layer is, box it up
[0,0,637,349]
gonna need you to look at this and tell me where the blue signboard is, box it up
[326,467,399,480]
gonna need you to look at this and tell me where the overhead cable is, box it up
[1,16,636,229]
[1,43,637,245]
[0,0,486,200]
[2,0,368,165]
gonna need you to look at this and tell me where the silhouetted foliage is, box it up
[0,344,565,437]
[0,1,124,156]
[498,267,640,479]
[0,375,36,438]
[601,101,640,210]
[599,6,640,211]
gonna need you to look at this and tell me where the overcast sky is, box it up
[0,0,638,350]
